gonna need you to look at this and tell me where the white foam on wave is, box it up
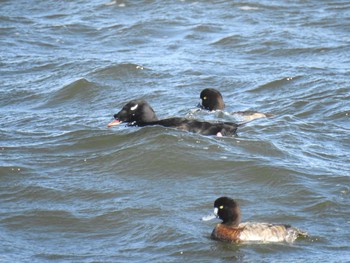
[105,1,126,7]
[239,6,259,11]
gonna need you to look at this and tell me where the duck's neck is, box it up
[222,214,241,227]
[135,111,159,125]
[136,120,160,127]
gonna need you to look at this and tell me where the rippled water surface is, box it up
[1,0,350,262]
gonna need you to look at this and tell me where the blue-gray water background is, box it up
[1,0,350,262]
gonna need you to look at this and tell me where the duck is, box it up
[198,88,272,121]
[202,197,307,243]
[108,99,240,136]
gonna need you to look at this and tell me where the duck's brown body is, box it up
[205,197,308,244]
[212,222,307,243]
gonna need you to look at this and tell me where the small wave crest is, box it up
[40,78,99,107]
[92,63,147,79]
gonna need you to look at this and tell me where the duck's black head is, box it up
[199,88,225,111]
[108,99,158,127]
[214,197,241,226]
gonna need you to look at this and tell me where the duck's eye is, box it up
[130,104,138,111]
[219,205,224,209]
[203,96,207,100]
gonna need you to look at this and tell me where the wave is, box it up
[92,63,148,79]
[39,78,99,108]
[210,35,244,47]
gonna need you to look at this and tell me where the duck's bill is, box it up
[201,213,217,221]
[107,119,122,128]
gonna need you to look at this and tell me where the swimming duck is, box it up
[202,197,307,243]
[199,88,272,121]
[199,88,225,111]
[108,99,240,136]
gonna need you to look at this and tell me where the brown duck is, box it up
[203,197,307,243]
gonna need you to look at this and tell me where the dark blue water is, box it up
[1,0,350,262]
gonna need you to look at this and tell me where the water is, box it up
[1,0,350,262]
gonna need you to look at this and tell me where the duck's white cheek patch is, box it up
[130,104,138,111]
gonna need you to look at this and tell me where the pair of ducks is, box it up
[199,93,307,243]
[108,88,271,137]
